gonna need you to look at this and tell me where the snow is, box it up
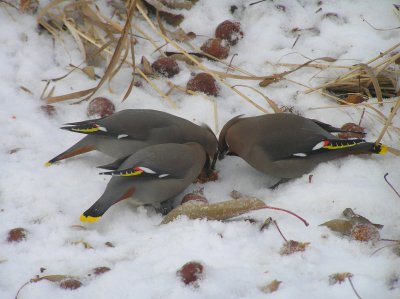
[1,0,400,298]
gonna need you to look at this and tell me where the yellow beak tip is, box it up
[44,162,52,167]
[80,214,101,223]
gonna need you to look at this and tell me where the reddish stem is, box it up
[273,220,288,242]
[255,205,309,226]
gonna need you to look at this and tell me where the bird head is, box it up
[217,115,243,160]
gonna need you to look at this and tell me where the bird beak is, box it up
[210,152,218,170]
[218,149,227,160]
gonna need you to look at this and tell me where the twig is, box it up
[0,0,18,10]
[358,108,366,126]
[347,276,362,299]
[273,220,288,242]
[361,15,400,31]
[291,35,300,49]
[249,0,267,6]
[370,243,399,256]
[384,173,400,199]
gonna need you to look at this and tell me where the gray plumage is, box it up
[218,113,385,180]
[46,109,217,167]
[80,142,206,221]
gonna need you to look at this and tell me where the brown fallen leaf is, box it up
[342,208,383,229]
[69,240,93,249]
[340,94,367,105]
[350,223,380,242]
[329,272,362,299]
[321,209,383,241]
[161,197,266,224]
[93,266,111,276]
[280,240,310,255]
[141,56,154,75]
[320,219,354,235]
[82,66,96,80]
[329,272,353,285]
[162,196,309,225]
[260,279,282,293]
[338,123,365,139]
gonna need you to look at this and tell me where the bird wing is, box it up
[276,138,367,160]
[96,156,130,170]
[99,165,173,179]
[61,113,186,142]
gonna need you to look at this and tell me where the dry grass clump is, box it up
[31,0,399,146]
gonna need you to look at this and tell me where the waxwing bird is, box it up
[46,109,218,170]
[80,142,206,222]
[218,113,387,181]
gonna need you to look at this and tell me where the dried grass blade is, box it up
[47,40,113,83]
[359,63,383,106]
[122,27,137,102]
[387,146,400,156]
[37,0,66,26]
[136,4,267,112]
[233,85,282,113]
[82,1,136,101]
[136,68,177,108]
[375,97,400,145]
[213,96,219,133]
[63,18,86,58]
[108,40,130,91]
[259,57,337,87]
[46,87,96,103]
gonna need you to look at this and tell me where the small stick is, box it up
[380,238,400,242]
[358,108,366,126]
[361,16,400,31]
[384,173,400,199]
[370,243,398,256]
[347,276,362,299]
[0,0,18,10]
[273,220,288,242]
[291,35,301,49]
[249,0,267,6]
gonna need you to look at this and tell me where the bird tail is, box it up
[80,184,136,223]
[45,136,95,166]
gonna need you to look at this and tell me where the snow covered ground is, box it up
[1,0,400,298]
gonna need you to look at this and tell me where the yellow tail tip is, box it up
[44,162,52,167]
[379,144,388,155]
[80,214,101,223]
